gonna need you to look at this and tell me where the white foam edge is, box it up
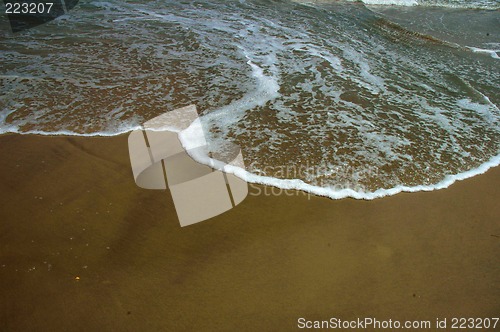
[341,0,498,9]
[0,124,143,137]
[178,121,500,200]
[0,106,144,136]
[2,121,498,200]
[467,47,500,60]
[359,0,418,6]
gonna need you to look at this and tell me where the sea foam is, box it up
[347,0,499,9]
[467,47,500,60]
[178,114,500,200]
[2,0,499,200]
[359,0,418,6]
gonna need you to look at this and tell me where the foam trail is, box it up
[467,47,500,60]
[0,127,143,137]
[360,0,417,5]
[0,117,142,137]
[0,110,18,134]
[176,52,281,179]
[0,107,142,136]
[199,57,280,135]
[341,0,499,9]
[181,143,500,200]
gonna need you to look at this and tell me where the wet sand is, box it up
[0,133,499,331]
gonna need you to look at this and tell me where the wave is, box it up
[233,152,500,200]
[467,47,500,60]
[176,59,500,201]
[357,0,418,6]
[2,112,499,201]
[199,52,281,137]
[179,110,500,200]
[344,0,500,9]
[2,0,499,201]
[0,108,141,136]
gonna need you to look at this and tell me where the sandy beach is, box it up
[0,133,498,331]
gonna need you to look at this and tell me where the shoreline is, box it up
[0,133,499,331]
[1,132,499,201]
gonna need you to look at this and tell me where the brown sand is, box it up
[0,133,498,331]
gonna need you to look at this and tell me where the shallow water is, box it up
[0,0,499,198]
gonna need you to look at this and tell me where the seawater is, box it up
[1,0,499,199]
